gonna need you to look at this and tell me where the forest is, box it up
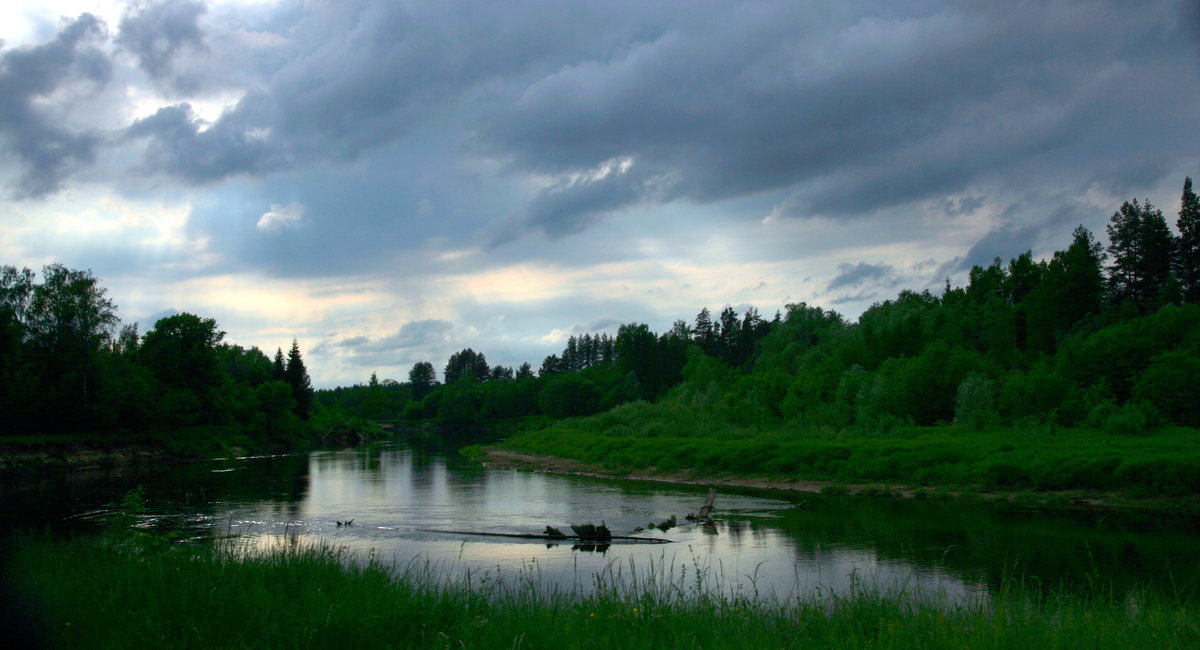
[324,179,1200,437]
[0,266,321,450]
[4,179,1200,476]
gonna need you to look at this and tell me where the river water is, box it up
[4,441,1198,602]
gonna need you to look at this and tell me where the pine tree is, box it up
[1177,177,1200,303]
[284,339,313,420]
[1106,199,1176,310]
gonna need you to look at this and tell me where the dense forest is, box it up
[323,178,1200,437]
[4,178,1200,458]
[0,267,320,447]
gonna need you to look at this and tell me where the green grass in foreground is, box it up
[6,535,1198,649]
[498,402,1200,495]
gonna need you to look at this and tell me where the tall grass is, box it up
[7,535,1198,648]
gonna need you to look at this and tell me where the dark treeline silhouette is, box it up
[0,266,318,444]
[322,178,1200,433]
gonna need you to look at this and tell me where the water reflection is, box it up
[3,441,1197,603]
[207,445,982,601]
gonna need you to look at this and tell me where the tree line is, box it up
[0,265,316,442]
[324,177,1200,433]
[7,177,1199,442]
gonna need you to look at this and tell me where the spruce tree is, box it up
[271,348,286,381]
[284,339,313,420]
[1177,177,1200,303]
[693,307,715,353]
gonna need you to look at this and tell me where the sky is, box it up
[2,0,1199,388]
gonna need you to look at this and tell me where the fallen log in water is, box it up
[419,529,673,543]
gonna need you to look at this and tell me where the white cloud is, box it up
[255,202,303,233]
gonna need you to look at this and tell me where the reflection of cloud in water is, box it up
[199,445,984,603]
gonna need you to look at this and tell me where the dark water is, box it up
[3,442,1198,601]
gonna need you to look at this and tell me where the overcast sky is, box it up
[2,0,1199,387]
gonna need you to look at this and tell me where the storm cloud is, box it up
[0,14,110,198]
[4,0,1200,386]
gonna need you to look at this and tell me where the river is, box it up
[3,441,1197,602]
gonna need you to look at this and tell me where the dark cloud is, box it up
[512,159,677,241]
[957,200,1091,272]
[827,262,896,292]
[117,0,208,92]
[935,195,985,217]
[480,0,1200,235]
[958,223,1044,271]
[125,100,283,183]
[1084,155,1175,199]
[0,14,110,198]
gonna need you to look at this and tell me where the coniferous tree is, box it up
[1106,199,1176,310]
[1025,226,1105,352]
[516,362,534,380]
[271,348,286,381]
[693,307,716,354]
[1177,177,1200,303]
[539,354,563,377]
[718,307,740,360]
[284,339,314,419]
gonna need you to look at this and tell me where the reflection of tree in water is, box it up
[766,496,1200,597]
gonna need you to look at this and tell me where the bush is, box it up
[955,372,998,430]
[1103,402,1162,437]
[1132,351,1200,426]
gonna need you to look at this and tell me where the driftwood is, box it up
[420,529,672,543]
[698,488,718,520]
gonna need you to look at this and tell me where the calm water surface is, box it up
[4,441,1198,602]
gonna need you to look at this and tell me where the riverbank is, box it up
[0,419,390,479]
[471,421,1200,507]
[7,535,1196,649]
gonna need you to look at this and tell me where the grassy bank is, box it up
[492,402,1200,498]
[5,535,1197,649]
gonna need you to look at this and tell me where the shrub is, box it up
[955,372,998,430]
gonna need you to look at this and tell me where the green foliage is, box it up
[1107,198,1177,310]
[1133,350,1200,426]
[955,372,998,430]
[407,360,438,400]
[444,348,490,384]
[502,423,1200,496]
[16,536,1200,649]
